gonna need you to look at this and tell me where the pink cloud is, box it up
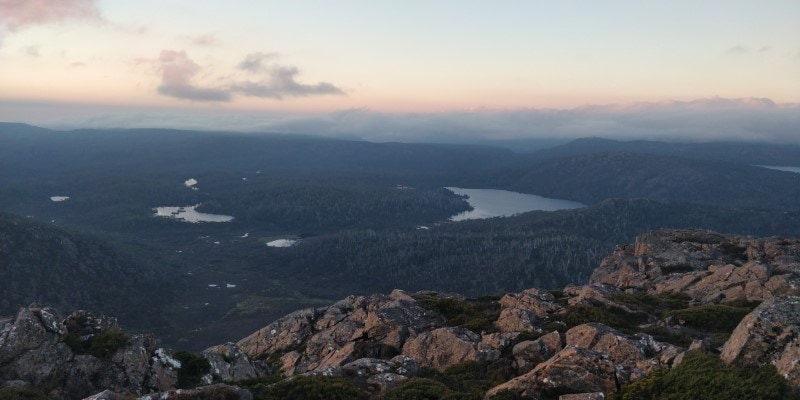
[157,50,230,102]
[0,0,101,32]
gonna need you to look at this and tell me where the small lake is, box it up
[154,205,234,223]
[757,165,800,174]
[446,187,585,221]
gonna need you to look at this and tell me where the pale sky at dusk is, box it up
[0,1,798,142]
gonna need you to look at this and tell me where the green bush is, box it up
[609,292,691,316]
[414,295,501,334]
[382,378,472,400]
[665,304,753,332]
[611,352,794,400]
[250,375,366,400]
[559,304,648,332]
[87,329,130,358]
[174,351,212,389]
[352,342,400,360]
[63,328,130,359]
[0,387,49,400]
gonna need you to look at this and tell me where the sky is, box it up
[0,0,798,143]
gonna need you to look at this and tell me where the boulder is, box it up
[721,296,800,387]
[513,331,563,373]
[401,327,499,371]
[495,289,564,333]
[486,346,619,399]
[203,342,261,382]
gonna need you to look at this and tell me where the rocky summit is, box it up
[1,229,799,399]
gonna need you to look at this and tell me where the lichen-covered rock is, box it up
[513,331,563,373]
[238,290,444,374]
[0,306,180,399]
[486,346,619,399]
[203,342,261,382]
[721,296,800,387]
[589,230,800,303]
[402,327,499,371]
[495,289,564,333]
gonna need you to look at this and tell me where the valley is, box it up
[1,122,800,350]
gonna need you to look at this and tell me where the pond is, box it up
[757,165,800,174]
[153,204,234,223]
[446,187,585,221]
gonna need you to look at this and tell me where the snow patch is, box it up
[50,196,69,202]
[266,239,298,248]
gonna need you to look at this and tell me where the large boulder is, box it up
[401,327,500,371]
[721,296,800,387]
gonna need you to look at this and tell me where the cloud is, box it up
[23,45,40,57]
[725,45,748,55]
[0,0,101,45]
[10,98,799,146]
[233,65,345,99]
[190,33,219,47]
[758,45,772,54]
[151,50,344,102]
[237,52,277,72]
[156,50,231,102]
[249,98,800,144]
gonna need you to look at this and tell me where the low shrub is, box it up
[611,351,794,400]
[174,351,212,389]
[250,375,366,400]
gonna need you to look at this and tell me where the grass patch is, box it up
[414,294,501,334]
[609,291,691,316]
[665,304,754,333]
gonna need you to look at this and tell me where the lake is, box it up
[153,205,234,223]
[757,165,800,174]
[446,187,585,221]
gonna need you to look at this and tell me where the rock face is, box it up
[590,230,800,303]
[721,296,800,387]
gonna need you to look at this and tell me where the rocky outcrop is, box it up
[0,307,179,399]
[721,296,800,387]
[237,289,444,374]
[590,230,800,303]
[487,346,620,399]
[488,323,680,398]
